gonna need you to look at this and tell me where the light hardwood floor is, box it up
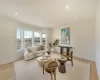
[0,56,98,80]
[0,63,16,80]
[73,56,98,80]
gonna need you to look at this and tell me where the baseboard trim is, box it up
[73,56,94,63]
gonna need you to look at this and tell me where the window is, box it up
[16,28,47,50]
[34,32,40,45]
[42,33,46,45]
[24,30,32,48]
[16,28,22,50]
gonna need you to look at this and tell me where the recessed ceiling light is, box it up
[15,12,18,15]
[66,5,69,10]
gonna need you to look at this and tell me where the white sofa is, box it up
[24,46,46,61]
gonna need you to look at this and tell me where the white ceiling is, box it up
[0,0,98,28]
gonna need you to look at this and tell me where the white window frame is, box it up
[34,32,41,45]
[16,27,23,51]
[16,27,47,50]
[23,29,33,48]
[42,33,47,45]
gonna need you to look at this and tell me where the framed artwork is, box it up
[61,28,70,44]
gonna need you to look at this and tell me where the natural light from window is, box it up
[16,28,22,50]
[24,30,32,48]
[16,28,47,50]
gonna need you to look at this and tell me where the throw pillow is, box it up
[36,46,41,51]
[41,45,45,50]
[27,48,32,53]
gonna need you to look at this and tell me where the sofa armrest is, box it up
[27,52,33,56]
[24,51,28,56]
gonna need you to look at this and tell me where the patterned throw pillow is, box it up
[27,49,32,53]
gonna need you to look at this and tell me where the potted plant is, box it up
[48,39,59,53]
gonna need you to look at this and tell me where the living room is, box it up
[0,0,100,80]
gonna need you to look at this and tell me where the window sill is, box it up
[16,49,24,52]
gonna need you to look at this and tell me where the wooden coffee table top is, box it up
[37,56,51,63]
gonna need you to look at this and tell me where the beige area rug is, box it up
[14,54,90,80]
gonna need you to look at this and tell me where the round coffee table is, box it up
[37,56,51,67]
[37,56,51,74]
[58,57,67,73]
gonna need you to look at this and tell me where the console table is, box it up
[58,45,73,55]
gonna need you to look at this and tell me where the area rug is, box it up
[14,54,90,80]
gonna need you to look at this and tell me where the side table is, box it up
[58,58,67,73]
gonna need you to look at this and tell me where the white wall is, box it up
[95,0,100,79]
[0,16,16,64]
[46,28,52,45]
[0,14,52,65]
[52,20,95,61]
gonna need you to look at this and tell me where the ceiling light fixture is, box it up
[66,5,69,10]
[15,12,18,15]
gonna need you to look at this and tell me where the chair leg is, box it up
[53,71,56,80]
[43,65,44,74]
[71,60,73,66]
[50,73,53,80]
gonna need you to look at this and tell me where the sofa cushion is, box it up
[40,45,45,50]
[36,46,41,51]
[27,46,37,53]
[27,49,32,53]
